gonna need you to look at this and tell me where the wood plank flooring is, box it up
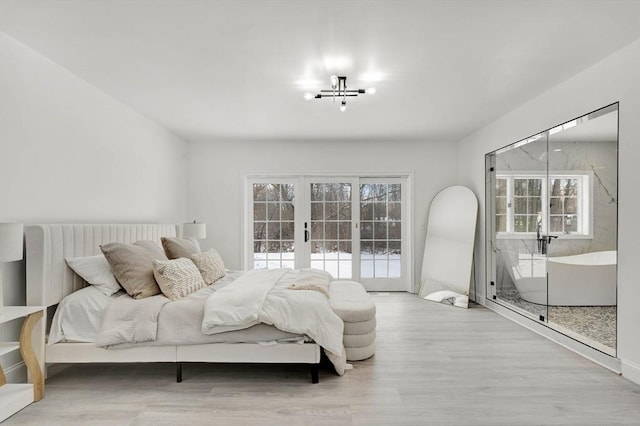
[4,293,640,425]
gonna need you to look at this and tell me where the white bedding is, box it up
[202,268,347,375]
[49,285,121,344]
[49,271,304,346]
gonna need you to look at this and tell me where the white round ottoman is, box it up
[329,280,376,361]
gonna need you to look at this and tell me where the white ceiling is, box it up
[1,0,639,143]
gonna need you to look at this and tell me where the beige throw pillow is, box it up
[152,258,206,301]
[189,249,226,285]
[100,240,167,299]
[161,237,201,259]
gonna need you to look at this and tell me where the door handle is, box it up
[304,222,309,242]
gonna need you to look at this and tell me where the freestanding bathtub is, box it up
[512,250,616,306]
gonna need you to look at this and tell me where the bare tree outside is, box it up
[253,183,295,268]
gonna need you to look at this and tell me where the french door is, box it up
[245,175,410,291]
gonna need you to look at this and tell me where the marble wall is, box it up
[547,139,618,255]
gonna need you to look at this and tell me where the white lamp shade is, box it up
[183,222,207,240]
[0,223,24,261]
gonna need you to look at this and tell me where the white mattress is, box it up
[49,271,306,346]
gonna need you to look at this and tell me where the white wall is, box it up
[187,139,459,291]
[0,32,187,375]
[457,39,640,384]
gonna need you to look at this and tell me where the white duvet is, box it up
[202,268,347,375]
[88,268,347,375]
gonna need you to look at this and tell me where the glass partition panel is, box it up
[486,132,549,321]
[546,104,618,356]
[486,103,618,357]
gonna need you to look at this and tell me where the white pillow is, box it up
[65,255,121,296]
[189,249,226,285]
[152,258,207,301]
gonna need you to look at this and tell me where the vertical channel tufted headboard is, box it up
[25,224,180,307]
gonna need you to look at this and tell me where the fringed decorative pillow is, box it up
[152,258,207,301]
[188,249,226,285]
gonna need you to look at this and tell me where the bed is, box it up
[25,224,345,383]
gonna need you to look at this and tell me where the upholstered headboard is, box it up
[25,224,179,307]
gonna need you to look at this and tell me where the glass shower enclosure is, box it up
[485,104,618,356]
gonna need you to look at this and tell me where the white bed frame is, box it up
[25,224,321,383]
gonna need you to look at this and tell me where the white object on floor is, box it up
[329,280,377,361]
[424,290,469,309]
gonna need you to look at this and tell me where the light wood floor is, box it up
[5,293,640,425]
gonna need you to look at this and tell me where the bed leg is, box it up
[176,363,182,383]
[310,364,319,384]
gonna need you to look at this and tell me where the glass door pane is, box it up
[308,181,353,279]
[546,104,618,356]
[487,132,548,322]
[358,179,407,291]
[251,182,296,269]
[359,183,402,279]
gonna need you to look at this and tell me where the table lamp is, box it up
[183,221,207,240]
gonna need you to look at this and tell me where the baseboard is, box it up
[2,361,27,383]
[2,360,68,383]
[470,296,486,307]
[621,359,640,385]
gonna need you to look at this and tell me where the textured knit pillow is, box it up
[188,249,226,285]
[100,240,167,299]
[152,258,206,301]
[161,237,201,259]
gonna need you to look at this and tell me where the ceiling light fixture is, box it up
[307,75,373,111]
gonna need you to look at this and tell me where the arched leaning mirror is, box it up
[418,186,478,308]
[485,103,618,356]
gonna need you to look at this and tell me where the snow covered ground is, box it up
[253,252,401,279]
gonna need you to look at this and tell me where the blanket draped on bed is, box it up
[97,268,347,375]
[201,268,347,375]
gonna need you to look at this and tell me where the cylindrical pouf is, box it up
[329,280,377,361]
[346,343,376,361]
[343,317,376,335]
[343,330,376,348]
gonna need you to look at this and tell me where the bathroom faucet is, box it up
[536,217,543,254]
[536,215,557,255]
[537,234,558,255]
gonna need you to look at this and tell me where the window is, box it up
[252,183,295,269]
[360,183,402,278]
[309,182,353,279]
[549,178,580,233]
[496,173,591,236]
[513,178,543,233]
[495,178,508,233]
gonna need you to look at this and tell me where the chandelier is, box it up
[305,75,376,112]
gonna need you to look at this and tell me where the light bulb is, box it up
[340,100,346,112]
[330,75,338,89]
[366,87,377,95]
[303,92,314,100]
